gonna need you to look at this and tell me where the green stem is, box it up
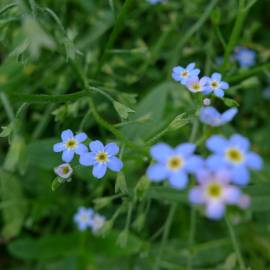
[0,92,15,122]
[225,215,246,270]
[221,0,247,73]
[154,203,177,270]
[187,207,196,270]
[0,3,17,16]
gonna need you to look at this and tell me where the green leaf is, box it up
[0,123,14,137]
[51,177,64,191]
[113,101,135,120]
[223,98,239,107]
[168,113,189,130]
[122,81,171,140]
[0,169,27,239]
[115,172,128,193]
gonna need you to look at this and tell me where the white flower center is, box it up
[210,80,219,89]
[192,82,201,91]
[181,70,189,78]
[80,214,89,222]
[95,152,108,163]
[167,155,184,171]
[65,138,77,149]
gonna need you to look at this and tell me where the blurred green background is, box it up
[0,0,270,269]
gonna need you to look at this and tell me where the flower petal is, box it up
[150,143,173,162]
[53,142,65,152]
[107,157,123,172]
[92,163,107,179]
[105,143,119,156]
[224,186,241,204]
[89,140,104,153]
[246,152,263,170]
[231,166,250,186]
[221,108,238,123]
[206,202,225,220]
[207,155,226,170]
[186,155,204,173]
[214,89,224,97]
[147,164,167,182]
[186,63,195,71]
[206,135,228,153]
[168,171,188,189]
[175,143,196,156]
[75,144,88,155]
[189,187,205,204]
[61,129,73,141]
[220,81,229,89]
[212,72,221,81]
[75,132,87,142]
[229,134,250,151]
[62,150,74,163]
[79,152,96,166]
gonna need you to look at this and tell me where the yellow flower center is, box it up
[181,71,189,77]
[96,152,108,163]
[226,148,244,164]
[211,81,219,88]
[65,139,77,149]
[192,83,201,91]
[206,182,223,198]
[167,156,183,171]
[80,214,89,222]
[61,166,70,175]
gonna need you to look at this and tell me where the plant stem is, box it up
[154,203,177,270]
[187,207,196,270]
[225,215,246,270]
[0,92,15,122]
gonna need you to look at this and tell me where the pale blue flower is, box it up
[53,129,88,163]
[79,140,123,179]
[206,134,263,186]
[186,76,209,94]
[74,207,93,231]
[147,143,203,189]
[205,73,229,97]
[199,107,238,126]
[172,63,200,85]
[189,169,241,220]
[147,0,164,3]
[54,163,73,179]
[234,47,256,68]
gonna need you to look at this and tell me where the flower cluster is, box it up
[172,63,229,98]
[53,130,123,180]
[74,207,106,233]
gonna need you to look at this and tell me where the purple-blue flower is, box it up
[79,140,123,179]
[234,47,256,68]
[53,129,88,163]
[172,63,200,85]
[186,76,209,94]
[74,207,93,231]
[189,169,241,220]
[205,73,229,97]
[206,134,263,186]
[199,106,238,127]
[147,143,203,189]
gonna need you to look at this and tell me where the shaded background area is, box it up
[0,0,270,269]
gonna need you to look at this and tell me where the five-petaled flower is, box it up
[79,140,123,179]
[205,73,229,97]
[147,143,203,189]
[189,169,241,220]
[53,129,88,163]
[74,207,93,231]
[199,106,238,127]
[54,163,73,179]
[186,76,208,94]
[234,47,256,68]
[172,63,200,85]
[206,134,263,186]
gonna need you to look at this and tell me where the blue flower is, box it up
[53,129,88,163]
[199,106,238,126]
[189,169,241,220]
[147,0,164,3]
[74,207,93,231]
[172,63,200,85]
[205,73,229,97]
[206,134,263,186]
[147,143,203,189]
[186,76,208,94]
[234,47,256,68]
[79,140,123,179]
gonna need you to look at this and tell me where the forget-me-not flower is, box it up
[74,207,93,231]
[79,140,123,179]
[205,73,229,97]
[234,47,256,68]
[172,63,200,85]
[91,213,106,234]
[147,143,203,189]
[147,0,164,4]
[189,169,241,220]
[199,106,238,127]
[53,129,88,163]
[54,163,73,179]
[186,76,208,94]
[206,134,263,186]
